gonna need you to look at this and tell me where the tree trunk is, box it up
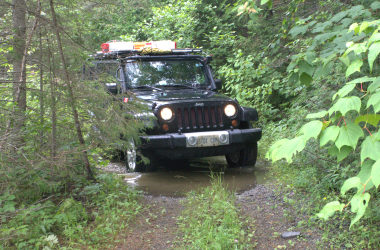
[49,0,94,180]
[38,4,45,147]
[47,36,57,158]
[11,0,27,146]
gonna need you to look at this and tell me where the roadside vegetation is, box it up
[1,0,379,248]
[178,177,253,249]
[1,173,141,248]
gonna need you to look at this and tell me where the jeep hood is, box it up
[132,89,234,104]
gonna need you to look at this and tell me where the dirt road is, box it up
[104,159,320,249]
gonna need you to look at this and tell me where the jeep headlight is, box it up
[224,104,237,117]
[160,107,174,121]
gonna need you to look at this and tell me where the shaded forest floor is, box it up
[110,162,322,249]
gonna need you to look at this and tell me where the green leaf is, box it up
[299,72,313,86]
[370,1,380,10]
[332,84,356,100]
[266,138,288,161]
[358,160,375,192]
[335,122,364,150]
[328,145,339,157]
[368,42,380,72]
[366,91,380,113]
[260,0,270,5]
[329,96,361,116]
[355,114,380,127]
[341,177,361,195]
[372,159,380,188]
[331,11,348,23]
[337,146,352,162]
[320,125,340,147]
[306,110,328,119]
[269,137,306,163]
[300,120,323,141]
[361,136,380,162]
[368,77,380,92]
[349,23,359,34]
[368,32,380,46]
[346,76,375,85]
[346,59,363,78]
[298,60,314,76]
[289,25,308,38]
[316,201,344,220]
[359,21,369,34]
[350,193,370,228]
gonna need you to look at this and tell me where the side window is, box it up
[94,61,119,84]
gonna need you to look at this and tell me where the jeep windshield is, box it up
[124,59,210,89]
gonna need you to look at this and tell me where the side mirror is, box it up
[214,79,222,90]
[105,83,118,94]
[206,56,213,64]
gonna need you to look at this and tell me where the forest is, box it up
[0,0,379,248]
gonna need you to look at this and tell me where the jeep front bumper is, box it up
[140,128,262,159]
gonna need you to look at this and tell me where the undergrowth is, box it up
[0,173,141,249]
[177,176,253,250]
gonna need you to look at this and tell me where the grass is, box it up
[177,175,253,250]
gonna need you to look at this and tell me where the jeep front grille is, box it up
[176,106,224,130]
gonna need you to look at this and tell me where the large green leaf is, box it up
[346,76,375,85]
[341,177,361,195]
[316,201,344,220]
[368,32,380,46]
[358,160,375,192]
[299,60,314,76]
[300,120,323,141]
[266,138,288,161]
[361,136,380,162]
[335,122,364,150]
[320,125,340,147]
[366,91,380,113]
[368,77,380,92]
[299,72,313,86]
[350,193,370,228]
[289,25,308,38]
[270,137,306,163]
[260,0,270,5]
[306,110,328,119]
[368,41,380,72]
[355,114,380,127]
[337,145,353,162]
[329,96,361,116]
[346,59,363,78]
[372,159,380,188]
[332,83,356,100]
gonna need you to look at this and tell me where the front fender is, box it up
[240,106,258,122]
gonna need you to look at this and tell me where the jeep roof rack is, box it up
[91,40,203,60]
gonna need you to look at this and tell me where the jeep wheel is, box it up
[225,142,257,168]
[125,139,156,172]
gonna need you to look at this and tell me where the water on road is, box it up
[106,156,268,197]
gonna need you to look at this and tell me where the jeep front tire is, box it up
[225,142,257,168]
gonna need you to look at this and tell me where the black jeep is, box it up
[92,46,262,172]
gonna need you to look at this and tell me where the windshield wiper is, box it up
[133,85,163,91]
[161,84,199,90]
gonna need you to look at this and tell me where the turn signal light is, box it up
[231,119,238,127]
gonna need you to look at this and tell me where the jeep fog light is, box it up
[160,107,174,121]
[219,134,228,144]
[187,136,197,146]
[224,104,237,117]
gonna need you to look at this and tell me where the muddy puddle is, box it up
[106,156,268,197]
